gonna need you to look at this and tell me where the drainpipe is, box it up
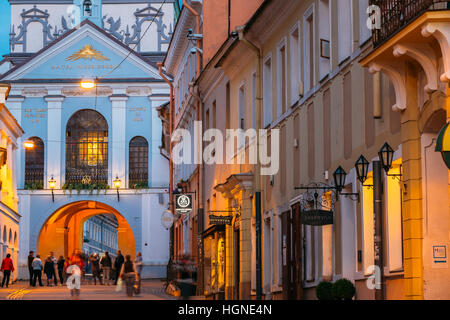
[183,0,204,296]
[157,62,174,260]
[236,25,263,300]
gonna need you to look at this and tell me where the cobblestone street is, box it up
[0,280,175,300]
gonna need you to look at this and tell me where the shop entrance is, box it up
[282,204,303,300]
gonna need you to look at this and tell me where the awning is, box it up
[435,122,450,169]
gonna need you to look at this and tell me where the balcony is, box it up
[371,0,450,47]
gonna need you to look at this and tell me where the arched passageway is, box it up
[37,201,135,259]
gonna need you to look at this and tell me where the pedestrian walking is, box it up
[0,254,14,288]
[27,251,34,286]
[89,253,102,285]
[100,251,112,285]
[44,256,56,286]
[57,256,65,285]
[66,261,82,300]
[119,254,139,297]
[135,252,143,277]
[113,250,124,285]
[50,251,58,284]
[31,255,43,287]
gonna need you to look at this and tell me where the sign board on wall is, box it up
[300,210,333,226]
[432,244,448,269]
[209,215,233,226]
[175,194,192,214]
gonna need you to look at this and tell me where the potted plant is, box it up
[316,281,334,300]
[332,278,356,300]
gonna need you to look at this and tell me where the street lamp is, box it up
[113,176,121,202]
[49,176,56,202]
[333,166,347,192]
[355,155,370,185]
[24,140,35,149]
[378,142,395,174]
[80,79,95,89]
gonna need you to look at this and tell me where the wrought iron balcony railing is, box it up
[24,168,44,189]
[371,0,450,47]
[129,170,149,189]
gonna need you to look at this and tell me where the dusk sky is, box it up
[0,0,10,57]
[0,0,182,57]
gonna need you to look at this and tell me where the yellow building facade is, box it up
[0,85,24,284]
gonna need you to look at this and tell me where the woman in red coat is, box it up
[1,254,15,288]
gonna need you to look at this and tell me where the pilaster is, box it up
[45,90,64,188]
[110,90,128,188]
[401,62,424,300]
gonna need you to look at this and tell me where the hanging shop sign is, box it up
[301,210,333,226]
[435,122,450,169]
[209,215,233,226]
[175,194,193,214]
[161,210,174,230]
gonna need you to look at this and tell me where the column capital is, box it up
[44,95,65,103]
[109,94,129,102]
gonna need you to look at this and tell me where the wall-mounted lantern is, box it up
[113,176,121,202]
[49,176,56,202]
[378,142,395,174]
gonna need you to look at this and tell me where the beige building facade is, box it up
[167,0,450,300]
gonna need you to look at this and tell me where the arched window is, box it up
[25,137,44,189]
[129,136,148,188]
[66,109,108,184]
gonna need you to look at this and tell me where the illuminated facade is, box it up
[0,85,24,284]
[0,0,176,279]
[168,0,450,300]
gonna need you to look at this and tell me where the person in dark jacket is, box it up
[31,255,43,287]
[89,253,102,285]
[1,254,15,288]
[57,256,65,285]
[100,251,112,285]
[113,250,124,285]
[27,251,34,286]
[43,256,56,286]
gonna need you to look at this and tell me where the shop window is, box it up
[25,136,44,189]
[385,160,403,272]
[362,172,374,275]
[129,136,149,188]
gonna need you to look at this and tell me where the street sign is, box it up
[161,210,174,230]
[300,210,333,226]
[209,215,233,226]
[175,194,193,213]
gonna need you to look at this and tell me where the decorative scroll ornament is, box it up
[10,5,69,52]
[296,182,337,212]
[102,3,173,52]
[10,4,173,54]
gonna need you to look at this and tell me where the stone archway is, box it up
[37,200,135,259]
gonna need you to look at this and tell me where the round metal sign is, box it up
[161,210,174,230]
[177,194,191,209]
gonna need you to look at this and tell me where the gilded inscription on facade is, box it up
[129,107,146,122]
[24,108,46,124]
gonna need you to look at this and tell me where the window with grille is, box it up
[25,136,44,189]
[66,109,108,184]
[129,136,148,188]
